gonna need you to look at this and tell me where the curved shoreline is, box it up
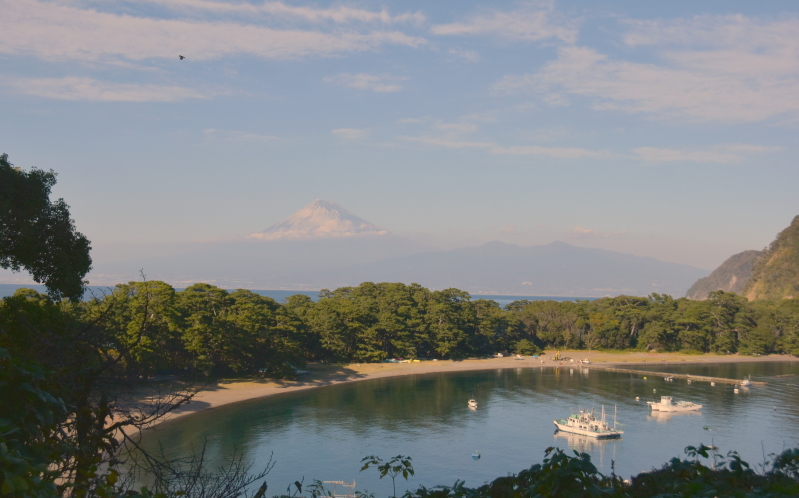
[144,351,799,431]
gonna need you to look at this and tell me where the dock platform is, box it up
[582,365,767,385]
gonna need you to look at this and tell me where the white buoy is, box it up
[653,389,656,393]
[687,379,692,384]
[711,382,715,386]
[734,388,739,394]
[635,396,640,401]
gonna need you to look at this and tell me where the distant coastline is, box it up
[0,283,594,304]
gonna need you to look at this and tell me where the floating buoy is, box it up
[687,379,692,384]
[643,376,647,380]
[635,396,640,401]
[703,426,709,430]
[472,451,481,461]
[734,388,739,393]
[711,382,715,387]
[653,389,656,393]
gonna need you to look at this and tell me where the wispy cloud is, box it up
[401,135,610,158]
[570,226,627,239]
[401,132,776,163]
[401,136,495,149]
[1,0,425,63]
[494,15,799,122]
[633,144,781,164]
[3,76,216,102]
[492,145,609,159]
[324,73,407,92]
[332,128,368,139]
[396,117,427,125]
[133,0,426,25]
[431,4,577,43]
[435,122,478,133]
[448,48,481,62]
[203,128,282,143]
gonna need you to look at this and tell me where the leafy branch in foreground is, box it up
[361,455,414,498]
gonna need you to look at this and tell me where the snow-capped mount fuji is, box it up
[251,199,389,240]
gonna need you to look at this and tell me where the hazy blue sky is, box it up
[3,0,799,274]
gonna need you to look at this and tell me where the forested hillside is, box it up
[686,250,762,300]
[744,215,799,300]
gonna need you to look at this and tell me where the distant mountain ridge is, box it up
[85,200,710,296]
[743,215,799,300]
[294,240,708,297]
[685,250,763,300]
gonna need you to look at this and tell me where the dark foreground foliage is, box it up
[402,445,799,498]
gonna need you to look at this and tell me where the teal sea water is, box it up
[136,362,799,495]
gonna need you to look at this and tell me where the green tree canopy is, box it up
[0,153,91,300]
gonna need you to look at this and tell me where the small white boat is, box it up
[741,375,752,387]
[579,358,591,364]
[553,406,623,439]
[468,398,478,408]
[647,396,701,412]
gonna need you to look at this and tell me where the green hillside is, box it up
[744,215,799,300]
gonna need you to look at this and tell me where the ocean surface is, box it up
[133,361,799,495]
[0,284,592,307]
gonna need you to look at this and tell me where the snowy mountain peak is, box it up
[251,199,389,240]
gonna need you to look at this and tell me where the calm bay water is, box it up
[136,361,799,494]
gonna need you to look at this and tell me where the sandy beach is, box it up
[147,351,798,429]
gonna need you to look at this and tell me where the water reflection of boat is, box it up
[647,409,702,423]
[553,431,621,468]
[554,431,621,452]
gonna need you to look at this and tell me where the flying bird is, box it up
[179,55,185,60]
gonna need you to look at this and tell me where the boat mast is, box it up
[614,405,617,429]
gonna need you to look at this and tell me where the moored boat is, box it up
[468,398,478,408]
[553,406,623,439]
[647,396,701,412]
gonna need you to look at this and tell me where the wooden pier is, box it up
[582,365,767,385]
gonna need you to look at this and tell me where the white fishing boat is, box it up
[553,406,623,439]
[468,398,478,408]
[647,396,701,412]
[741,375,753,387]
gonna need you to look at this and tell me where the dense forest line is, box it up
[7,280,798,379]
